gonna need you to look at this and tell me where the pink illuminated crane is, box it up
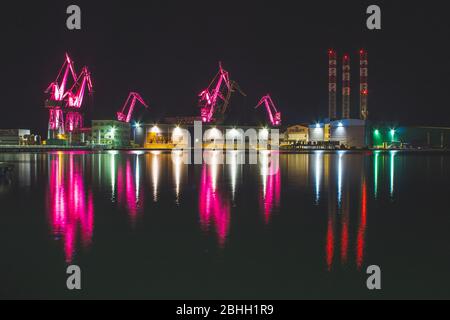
[255,94,282,127]
[65,66,94,132]
[117,92,149,123]
[45,53,78,136]
[198,62,245,123]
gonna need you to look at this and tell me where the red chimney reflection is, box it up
[47,153,94,263]
[357,179,368,269]
[324,155,369,271]
[199,162,231,248]
[340,192,350,265]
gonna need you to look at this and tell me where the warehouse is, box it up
[0,129,31,146]
[91,120,131,147]
[329,119,367,149]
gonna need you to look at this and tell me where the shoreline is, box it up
[0,145,449,155]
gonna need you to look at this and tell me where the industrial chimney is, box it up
[328,49,337,120]
[360,49,369,120]
[342,54,351,119]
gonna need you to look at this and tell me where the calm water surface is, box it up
[0,151,449,299]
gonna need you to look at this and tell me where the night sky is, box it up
[1,1,449,135]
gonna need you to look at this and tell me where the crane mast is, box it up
[199,62,230,123]
[198,62,245,124]
[65,66,94,132]
[45,53,78,136]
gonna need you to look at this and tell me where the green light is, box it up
[374,129,380,135]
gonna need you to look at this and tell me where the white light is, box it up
[316,123,321,129]
[151,126,161,134]
[134,122,141,129]
[173,127,183,137]
[338,122,344,128]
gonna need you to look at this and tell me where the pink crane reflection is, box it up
[47,153,94,263]
[117,157,144,225]
[199,163,231,248]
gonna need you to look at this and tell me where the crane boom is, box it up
[46,53,77,102]
[67,66,93,109]
[255,94,282,127]
[117,92,149,123]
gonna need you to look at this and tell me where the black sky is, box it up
[1,1,449,134]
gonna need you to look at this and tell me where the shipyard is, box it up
[1,1,450,302]
[0,51,449,152]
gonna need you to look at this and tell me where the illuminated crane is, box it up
[65,66,94,132]
[45,53,77,137]
[117,92,149,123]
[255,94,282,127]
[198,62,245,123]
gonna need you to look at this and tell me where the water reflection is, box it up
[374,151,380,198]
[117,156,144,225]
[314,151,323,204]
[199,152,231,248]
[228,151,241,203]
[172,151,183,204]
[357,179,368,270]
[390,151,397,199]
[38,151,400,268]
[47,153,94,263]
[259,151,281,224]
[319,153,368,271]
[151,151,160,202]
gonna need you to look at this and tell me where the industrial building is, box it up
[370,124,450,149]
[92,120,131,147]
[330,119,367,148]
[0,129,32,146]
[284,125,309,143]
[306,49,370,149]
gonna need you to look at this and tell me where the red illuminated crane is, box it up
[198,62,245,123]
[255,94,282,127]
[65,66,94,132]
[45,53,77,136]
[117,92,149,123]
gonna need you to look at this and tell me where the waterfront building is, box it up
[329,119,367,149]
[284,125,309,143]
[92,120,131,147]
[370,124,450,149]
[0,129,31,146]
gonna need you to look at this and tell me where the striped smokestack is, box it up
[328,49,337,120]
[342,54,351,119]
[360,49,369,120]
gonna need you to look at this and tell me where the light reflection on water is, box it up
[46,152,94,263]
[1,151,399,267]
[2,150,450,298]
